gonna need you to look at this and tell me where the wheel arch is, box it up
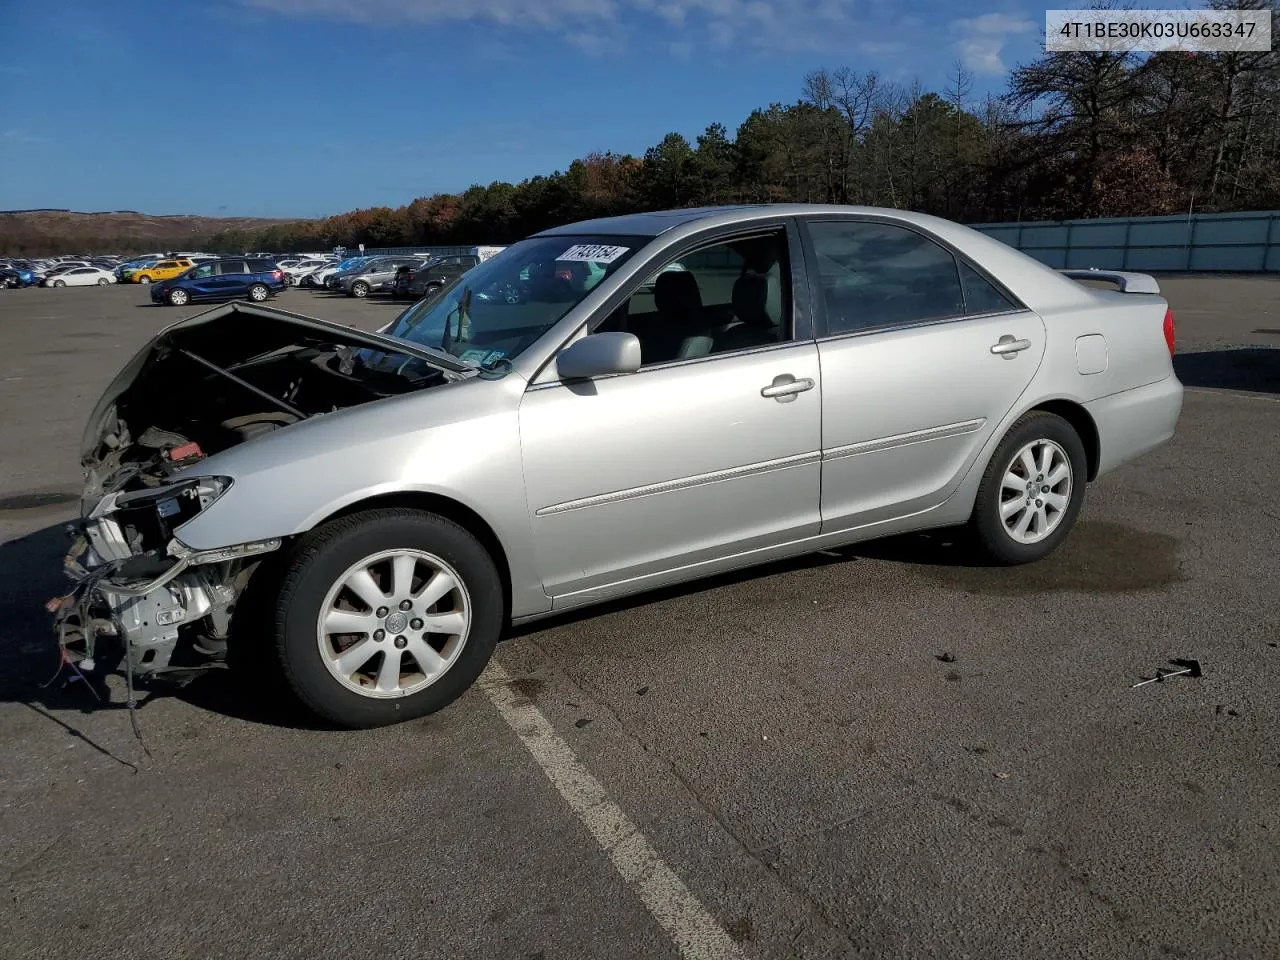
[1027,398,1100,481]
[313,491,513,622]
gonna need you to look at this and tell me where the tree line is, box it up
[12,2,1279,257]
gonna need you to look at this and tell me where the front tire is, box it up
[97,277,109,286]
[969,411,1087,565]
[53,279,65,287]
[273,508,503,728]
[351,280,370,298]
[248,283,269,302]
[168,288,190,306]
[138,275,152,284]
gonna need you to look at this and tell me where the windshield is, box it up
[366,234,646,373]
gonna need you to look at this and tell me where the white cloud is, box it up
[239,0,616,27]
[1,129,47,144]
[240,1,1028,64]
[952,12,1035,75]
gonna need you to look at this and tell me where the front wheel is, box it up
[97,277,109,286]
[137,275,152,284]
[168,288,190,306]
[351,280,370,298]
[273,508,503,728]
[53,279,65,287]
[969,411,1087,565]
[248,283,269,302]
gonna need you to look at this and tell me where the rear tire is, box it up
[248,283,269,302]
[969,411,1087,565]
[273,508,503,728]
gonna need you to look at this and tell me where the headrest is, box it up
[654,270,702,314]
[732,273,772,327]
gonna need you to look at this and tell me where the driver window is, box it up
[191,264,214,279]
[597,229,791,367]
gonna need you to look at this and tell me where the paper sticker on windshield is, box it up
[556,244,629,264]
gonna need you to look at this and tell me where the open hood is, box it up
[81,301,470,501]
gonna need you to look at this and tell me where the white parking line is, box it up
[1185,387,1280,404]
[481,660,746,960]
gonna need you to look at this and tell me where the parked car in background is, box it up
[151,257,287,306]
[392,253,480,299]
[43,266,117,287]
[281,258,330,284]
[1,267,40,287]
[336,256,426,297]
[311,256,369,288]
[39,264,85,283]
[129,258,194,284]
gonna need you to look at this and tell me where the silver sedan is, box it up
[53,205,1183,727]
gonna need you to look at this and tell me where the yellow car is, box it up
[130,259,193,284]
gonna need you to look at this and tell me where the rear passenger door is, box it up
[216,259,250,298]
[800,216,1047,533]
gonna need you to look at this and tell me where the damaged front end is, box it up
[52,300,469,681]
[51,505,281,677]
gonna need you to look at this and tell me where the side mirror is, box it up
[556,332,642,381]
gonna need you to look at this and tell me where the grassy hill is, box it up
[0,209,311,256]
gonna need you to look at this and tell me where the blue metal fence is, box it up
[969,209,1280,273]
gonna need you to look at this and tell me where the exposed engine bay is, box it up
[51,303,468,681]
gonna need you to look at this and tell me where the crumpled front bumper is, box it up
[50,516,282,676]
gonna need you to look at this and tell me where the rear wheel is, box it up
[351,280,370,298]
[168,288,190,306]
[248,283,269,302]
[969,411,1087,565]
[273,508,503,728]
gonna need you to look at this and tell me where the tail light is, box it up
[1162,307,1175,355]
[273,270,283,280]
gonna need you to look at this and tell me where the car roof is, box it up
[530,203,998,238]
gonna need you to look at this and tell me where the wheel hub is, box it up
[384,611,408,634]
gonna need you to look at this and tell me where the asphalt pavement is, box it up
[1,277,1277,960]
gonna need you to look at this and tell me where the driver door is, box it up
[517,222,823,607]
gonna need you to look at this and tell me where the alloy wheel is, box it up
[316,548,471,699]
[998,438,1072,544]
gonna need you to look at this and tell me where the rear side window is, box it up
[806,220,966,335]
[218,260,248,275]
[248,259,276,272]
[959,262,1017,314]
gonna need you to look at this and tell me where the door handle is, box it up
[761,374,815,403]
[991,335,1031,358]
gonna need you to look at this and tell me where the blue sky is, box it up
[1,0,1058,218]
